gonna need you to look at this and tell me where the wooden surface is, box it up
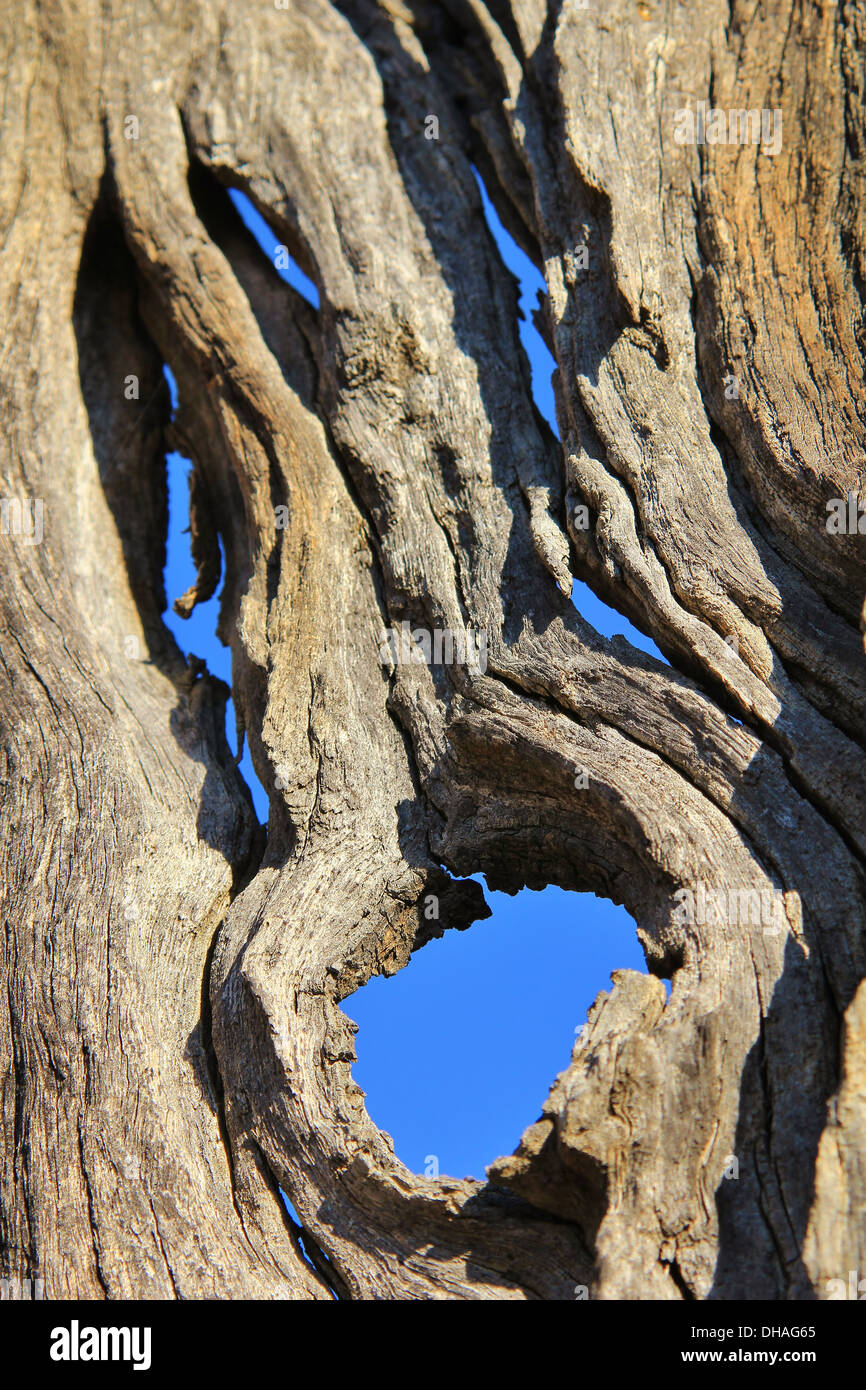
[1,0,864,1299]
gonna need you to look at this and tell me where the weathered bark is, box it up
[1,0,864,1299]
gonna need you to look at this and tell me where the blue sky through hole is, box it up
[473,170,668,666]
[162,366,269,822]
[227,188,320,307]
[161,182,660,1183]
[278,1187,338,1298]
[346,887,648,1180]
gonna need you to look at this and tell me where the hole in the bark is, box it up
[347,883,653,1181]
[226,189,320,309]
[162,366,269,823]
[474,169,669,666]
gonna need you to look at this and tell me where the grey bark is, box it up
[1,0,864,1299]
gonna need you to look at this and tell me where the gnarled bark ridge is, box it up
[1,0,864,1299]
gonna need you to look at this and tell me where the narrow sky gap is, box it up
[162,365,270,823]
[472,168,558,433]
[227,188,320,308]
[570,578,669,663]
[278,1188,339,1299]
[473,168,669,666]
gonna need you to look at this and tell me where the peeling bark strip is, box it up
[0,0,864,1300]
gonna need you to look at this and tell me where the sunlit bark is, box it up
[1,0,865,1299]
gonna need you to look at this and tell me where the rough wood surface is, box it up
[1,0,864,1299]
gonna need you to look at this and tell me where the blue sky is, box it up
[161,181,662,1182]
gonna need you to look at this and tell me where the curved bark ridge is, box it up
[1,0,864,1299]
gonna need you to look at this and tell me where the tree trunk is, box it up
[1,0,864,1300]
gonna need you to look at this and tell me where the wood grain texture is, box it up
[1,0,864,1299]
